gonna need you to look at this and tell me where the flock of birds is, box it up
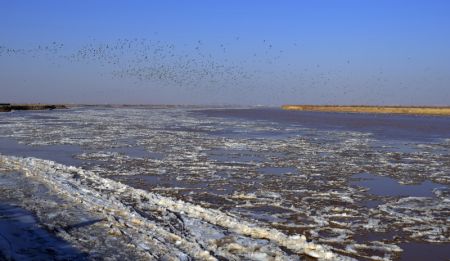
[0,37,415,104]
[0,38,290,89]
[0,42,64,57]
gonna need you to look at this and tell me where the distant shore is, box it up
[281,105,450,116]
[0,104,67,112]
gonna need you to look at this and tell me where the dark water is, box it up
[351,172,444,197]
[399,242,449,261]
[0,138,83,166]
[197,108,450,142]
[208,148,264,163]
[0,137,163,165]
[0,203,87,260]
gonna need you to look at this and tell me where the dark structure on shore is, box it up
[0,104,67,112]
[0,103,11,112]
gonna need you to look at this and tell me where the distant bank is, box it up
[0,104,67,112]
[281,105,450,116]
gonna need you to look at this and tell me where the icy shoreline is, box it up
[0,154,347,260]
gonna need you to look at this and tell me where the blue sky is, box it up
[1,1,449,105]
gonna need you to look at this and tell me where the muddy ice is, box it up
[0,107,449,260]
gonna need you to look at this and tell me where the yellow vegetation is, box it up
[281,105,450,116]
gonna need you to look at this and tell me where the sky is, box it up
[1,0,450,105]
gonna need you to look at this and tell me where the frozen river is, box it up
[0,106,449,260]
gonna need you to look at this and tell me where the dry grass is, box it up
[281,105,450,116]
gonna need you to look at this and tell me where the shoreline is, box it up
[281,105,450,116]
[0,104,67,112]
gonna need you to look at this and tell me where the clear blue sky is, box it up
[1,0,449,105]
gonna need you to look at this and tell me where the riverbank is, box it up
[0,104,67,112]
[281,105,450,116]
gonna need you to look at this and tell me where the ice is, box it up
[0,155,343,260]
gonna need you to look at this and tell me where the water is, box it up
[351,172,445,197]
[399,242,449,261]
[0,106,449,260]
[208,148,264,163]
[197,108,450,142]
[0,137,83,166]
[0,203,87,260]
